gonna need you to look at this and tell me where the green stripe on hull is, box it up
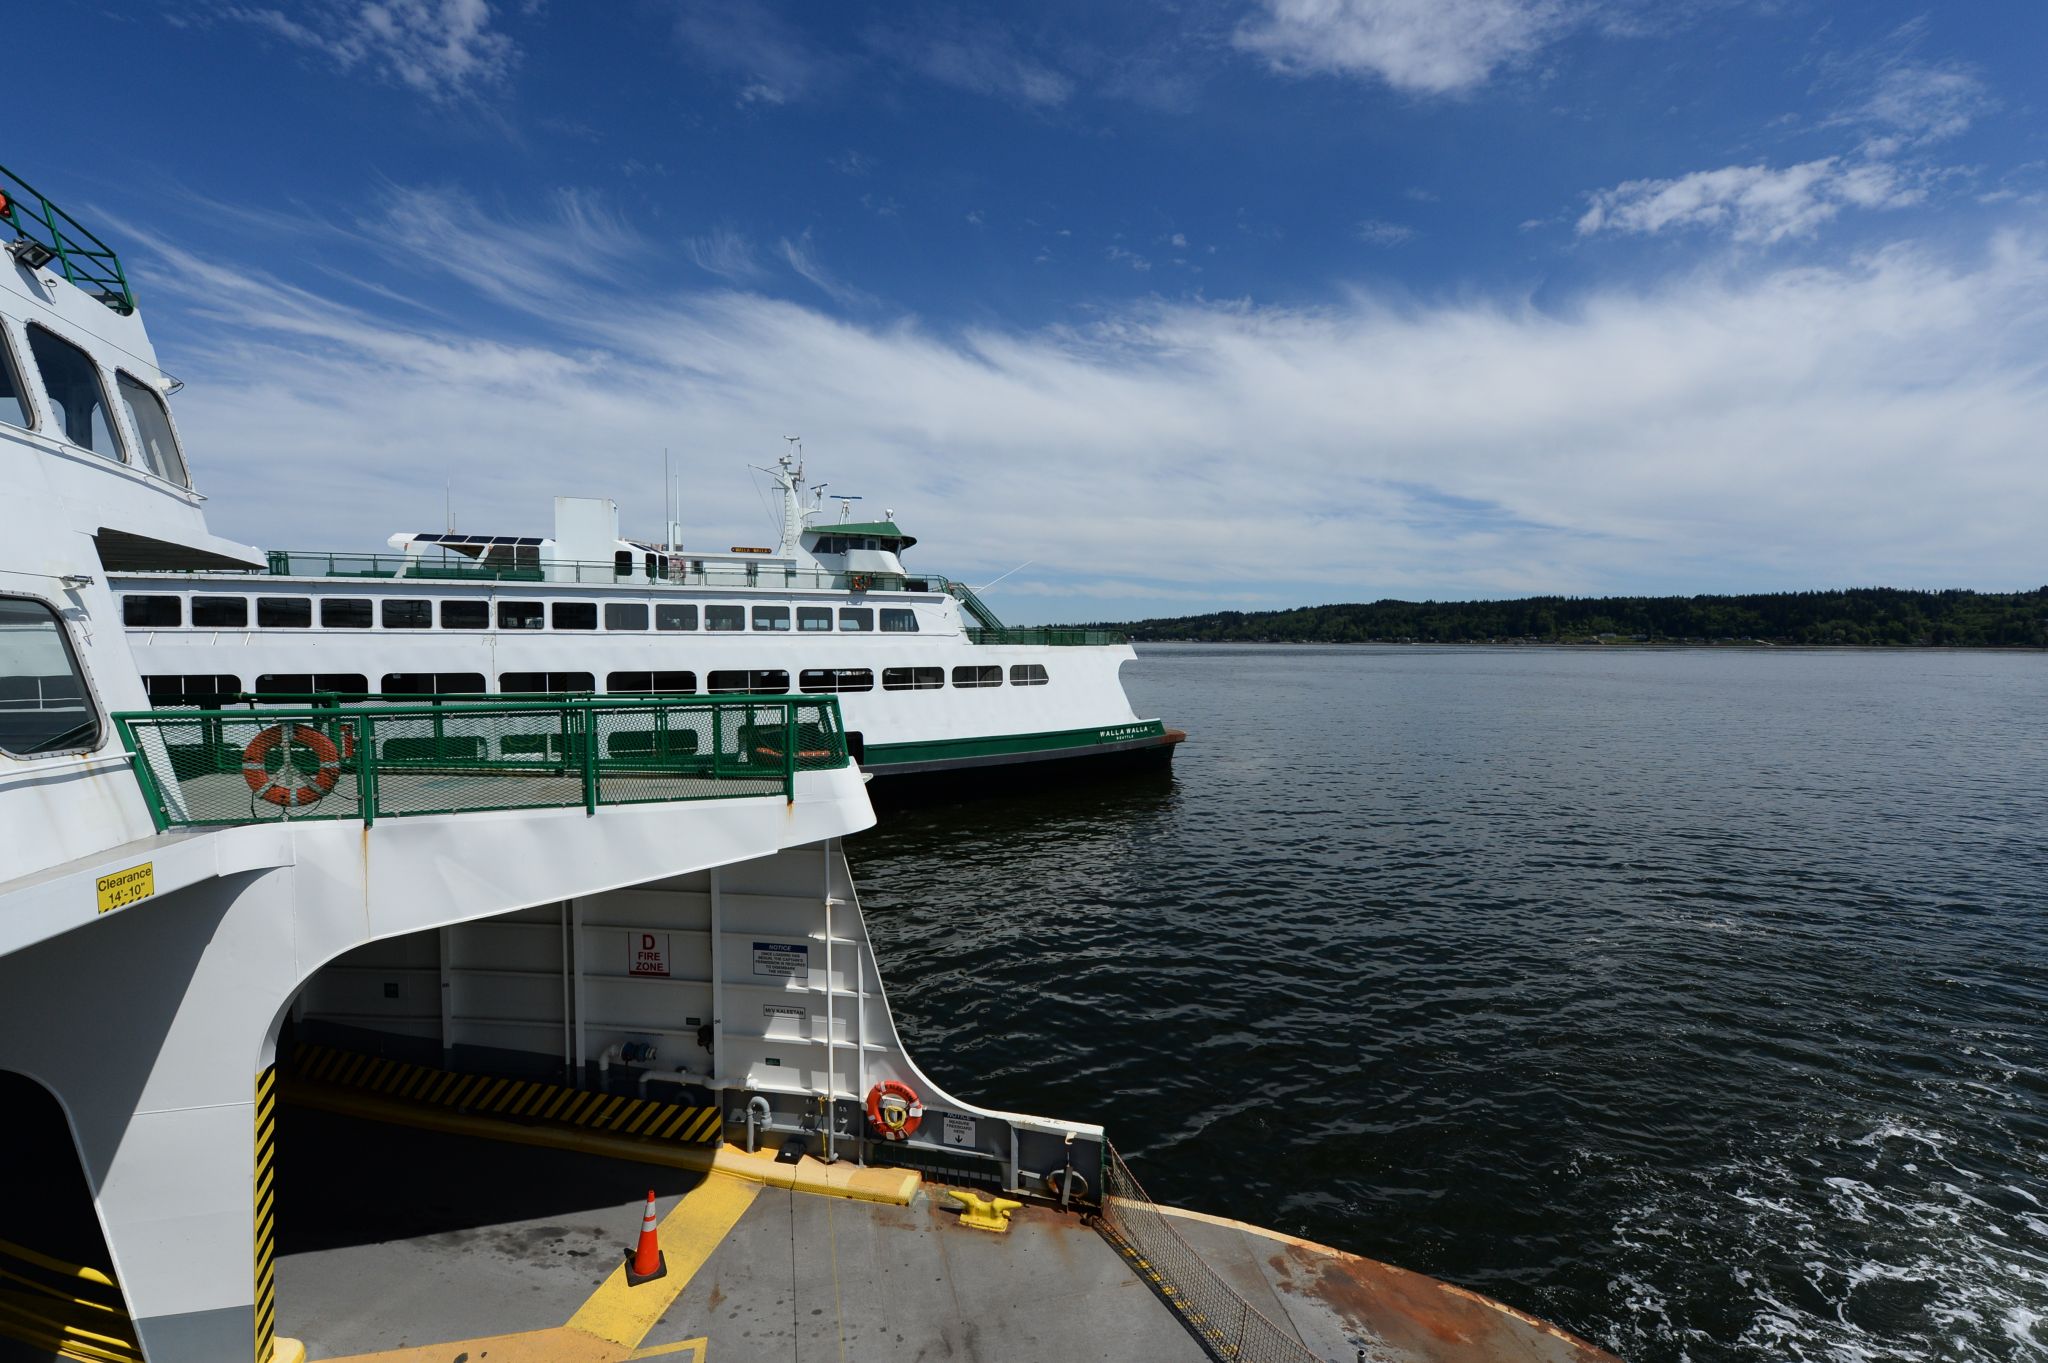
[862,719,1166,770]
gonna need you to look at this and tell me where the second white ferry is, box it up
[113,452,1184,789]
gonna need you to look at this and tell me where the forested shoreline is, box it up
[1087,589,2048,647]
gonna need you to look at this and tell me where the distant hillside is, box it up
[1085,588,2048,647]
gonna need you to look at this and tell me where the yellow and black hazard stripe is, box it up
[0,1235,142,1362]
[288,1044,724,1145]
[254,1065,277,1363]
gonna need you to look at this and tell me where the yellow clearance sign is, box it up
[96,863,154,914]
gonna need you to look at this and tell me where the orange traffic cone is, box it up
[625,1189,667,1285]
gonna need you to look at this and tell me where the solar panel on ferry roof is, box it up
[408,533,545,546]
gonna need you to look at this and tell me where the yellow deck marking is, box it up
[567,1178,758,1349]
[318,1324,621,1362]
[627,1339,708,1360]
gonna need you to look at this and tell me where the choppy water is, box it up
[846,644,2048,1363]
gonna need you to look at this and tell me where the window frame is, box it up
[190,595,250,629]
[114,369,191,488]
[320,598,373,630]
[380,598,434,630]
[497,600,545,631]
[552,601,598,631]
[705,605,745,632]
[121,594,181,628]
[797,607,833,632]
[24,322,126,464]
[440,599,489,630]
[838,607,873,632]
[951,665,1003,688]
[879,608,919,634]
[0,593,103,757]
[655,603,699,632]
[881,666,944,692]
[799,667,875,694]
[1009,663,1050,686]
[605,602,650,631]
[0,320,38,434]
[751,605,792,632]
[256,596,312,629]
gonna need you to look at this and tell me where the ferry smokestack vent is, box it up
[625,1190,667,1285]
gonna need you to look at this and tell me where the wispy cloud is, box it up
[1357,218,1418,246]
[135,189,2048,616]
[221,0,516,101]
[778,231,874,307]
[684,227,765,283]
[866,18,1074,108]
[1577,158,1924,244]
[669,0,836,105]
[1235,0,1573,96]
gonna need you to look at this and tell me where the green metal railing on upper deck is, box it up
[113,695,847,831]
[0,164,135,315]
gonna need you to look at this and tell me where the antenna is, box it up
[445,479,453,533]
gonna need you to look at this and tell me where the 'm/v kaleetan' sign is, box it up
[629,932,671,978]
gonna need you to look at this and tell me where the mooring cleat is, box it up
[946,1189,1022,1232]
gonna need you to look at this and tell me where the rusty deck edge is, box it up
[1152,1203,1623,1361]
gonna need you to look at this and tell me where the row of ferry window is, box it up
[121,595,920,634]
[0,318,191,486]
[145,663,1050,702]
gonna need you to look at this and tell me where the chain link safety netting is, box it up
[117,697,845,827]
[1095,1145,1392,1363]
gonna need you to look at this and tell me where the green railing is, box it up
[113,696,847,831]
[0,163,134,314]
[965,627,1127,646]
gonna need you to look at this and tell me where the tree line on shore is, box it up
[1087,588,2048,647]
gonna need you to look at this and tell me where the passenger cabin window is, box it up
[800,668,874,694]
[607,670,696,695]
[606,603,649,631]
[382,599,433,629]
[25,326,124,461]
[752,606,791,632]
[0,330,33,431]
[1010,663,1049,686]
[880,609,918,633]
[441,600,488,630]
[499,672,595,694]
[798,607,832,632]
[115,373,190,486]
[614,551,634,577]
[656,604,698,631]
[707,669,790,695]
[122,595,180,627]
[838,608,872,632]
[321,598,372,629]
[882,667,943,691]
[257,597,311,628]
[191,595,248,628]
[254,673,368,698]
[952,665,1002,688]
[553,602,597,630]
[382,673,485,696]
[705,605,744,632]
[0,597,99,756]
[498,601,544,630]
[143,674,240,707]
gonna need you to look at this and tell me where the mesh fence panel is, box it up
[1095,1145,1332,1363]
[118,697,845,827]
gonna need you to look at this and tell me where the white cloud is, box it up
[1853,60,1989,148]
[1235,0,1571,96]
[223,0,515,100]
[1356,218,1417,246]
[867,20,1074,107]
[1577,158,1924,244]
[133,200,2048,620]
[777,231,874,307]
[683,227,765,283]
[670,0,833,105]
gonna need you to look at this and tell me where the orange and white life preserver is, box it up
[849,573,872,593]
[865,1080,923,1141]
[241,724,342,808]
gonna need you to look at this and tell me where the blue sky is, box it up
[24,0,2048,621]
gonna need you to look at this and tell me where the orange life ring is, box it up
[241,724,342,807]
[849,573,872,592]
[865,1080,922,1141]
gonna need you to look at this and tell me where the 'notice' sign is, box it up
[629,932,671,977]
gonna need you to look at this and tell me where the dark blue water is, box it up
[847,645,2048,1363]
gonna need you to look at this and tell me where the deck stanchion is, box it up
[582,701,598,815]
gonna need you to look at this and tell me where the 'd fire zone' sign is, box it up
[629,932,671,977]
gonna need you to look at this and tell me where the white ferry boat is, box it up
[0,162,1613,1363]
[112,453,1184,791]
